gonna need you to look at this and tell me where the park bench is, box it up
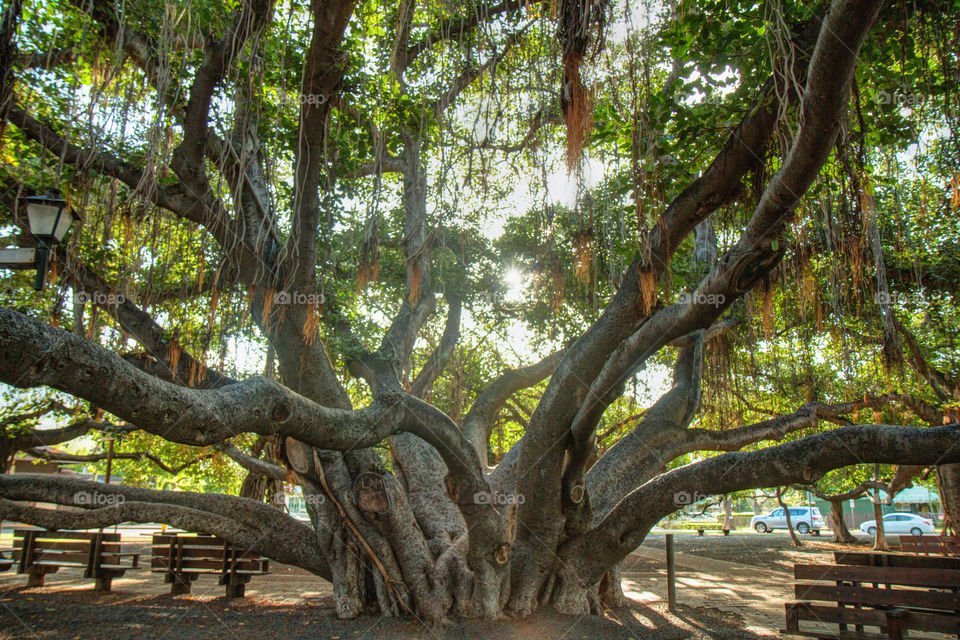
[0,548,13,571]
[674,522,732,536]
[151,533,269,597]
[11,529,140,591]
[696,527,731,536]
[783,552,960,639]
[898,533,960,556]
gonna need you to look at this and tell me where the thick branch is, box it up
[24,447,213,475]
[461,350,564,464]
[0,474,329,579]
[219,442,291,481]
[588,394,904,522]
[558,422,960,587]
[410,296,462,398]
[6,105,208,223]
[10,419,113,449]
[284,0,355,289]
[0,307,508,569]
[66,258,234,389]
[510,17,825,596]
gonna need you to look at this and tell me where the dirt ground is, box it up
[0,588,765,640]
[0,530,886,639]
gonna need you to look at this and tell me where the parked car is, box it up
[751,506,824,534]
[859,512,935,536]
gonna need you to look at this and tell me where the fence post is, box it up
[666,533,676,611]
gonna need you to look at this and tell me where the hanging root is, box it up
[558,0,607,169]
[561,53,592,169]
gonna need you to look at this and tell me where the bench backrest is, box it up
[796,563,960,589]
[151,534,268,573]
[835,550,960,570]
[898,534,960,555]
[13,530,120,565]
[794,562,960,634]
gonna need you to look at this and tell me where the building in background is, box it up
[813,486,942,530]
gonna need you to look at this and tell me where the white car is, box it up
[751,506,824,535]
[859,512,935,536]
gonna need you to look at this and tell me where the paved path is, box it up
[622,544,791,636]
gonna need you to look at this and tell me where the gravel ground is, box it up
[0,589,765,640]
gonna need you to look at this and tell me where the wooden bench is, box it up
[12,529,140,591]
[898,534,960,556]
[675,522,731,536]
[0,548,13,571]
[784,554,960,639]
[151,533,269,597]
[695,527,731,536]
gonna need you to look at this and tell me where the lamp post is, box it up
[0,188,80,290]
[24,189,80,290]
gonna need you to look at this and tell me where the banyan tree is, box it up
[1,0,959,623]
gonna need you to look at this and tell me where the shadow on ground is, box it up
[0,588,767,639]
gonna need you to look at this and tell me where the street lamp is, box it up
[23,189,80,290]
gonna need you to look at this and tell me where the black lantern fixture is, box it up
[23,189,80,290]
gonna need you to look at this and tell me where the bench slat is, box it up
[30,560,87,568]
[781,628,890,640]
[30,551,92,564]
[15,531,117,541]
[795,563,960,588]
[150,558,265,571]
[835,551,960,570]
[151,566,222,574]
[26,541,94,552]
[793,603,960,635]
[792,602,890,627]
[231,569,269,575]
[796,583,960,610]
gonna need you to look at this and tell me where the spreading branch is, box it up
[0,474,330,579]
[556,421,960,595]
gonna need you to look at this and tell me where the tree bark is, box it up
[871,464,888,551]
[937,464,960,535]
[828,498,856,543]
[778,487,802,548]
